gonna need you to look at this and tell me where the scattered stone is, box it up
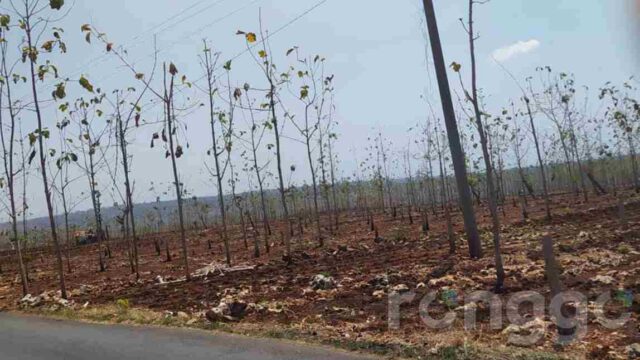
[310,274,336,290]
[205,299,248,322]
[391,284,409,294]
[176,311,189,320]
[372,290,386,299]
[20,294,41,308]
[578,231,591,240]
[627,343,640,359]
[502,317,549,347]
[454,302,477,313]
[19,291,73,309]
[592,275,615,285]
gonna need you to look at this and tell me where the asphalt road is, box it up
[0,313,376,360]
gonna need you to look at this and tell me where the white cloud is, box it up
[492,39,541,62]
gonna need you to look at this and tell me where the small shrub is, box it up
[390,227,409,242]
[617,244,632,254]
[116,298,130,313]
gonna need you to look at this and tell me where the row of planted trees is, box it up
[1,0,639,300]
[0,0,343,297]
[422,0,640,291]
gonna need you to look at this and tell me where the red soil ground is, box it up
[1,191,639,358]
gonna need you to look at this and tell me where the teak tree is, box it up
[19,0,69,298]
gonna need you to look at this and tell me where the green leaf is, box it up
[52,83,66,100]
[79,75,94,93]
[223,60,232,71]
[0,15,10,29]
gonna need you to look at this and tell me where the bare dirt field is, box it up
[1,192,639,359]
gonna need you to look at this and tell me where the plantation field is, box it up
[2,191,639,359]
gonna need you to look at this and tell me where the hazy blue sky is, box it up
[3,0,639,219]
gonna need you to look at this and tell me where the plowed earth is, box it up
[1,191,639,359]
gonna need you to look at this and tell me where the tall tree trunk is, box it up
[524,98,552,219]
[305,130,323,247]
[0,50,29,296]
[466,0,505,289]
[115,98,140,278]
[269,77,292,256]
[422,0,482,259]
[25,14,66,298]
[164,66,189,280]
[203,47,231,266]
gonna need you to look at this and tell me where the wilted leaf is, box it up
[41,41,54,52]
[450,61,461,73]
[246,32,257,43]
[50,0,64,10]
[169,62,178,76]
